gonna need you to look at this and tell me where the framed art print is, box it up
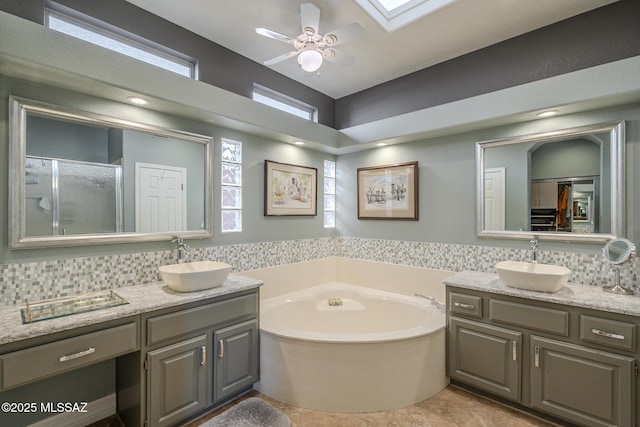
[357,161,418,220]
[265,160,317,216]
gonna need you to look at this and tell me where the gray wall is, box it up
[27,115,109,163]
[531,138,600,180]
[121,130,205,232]
[0,0,336,128]
[484,142,532,231]
[336,103,640,252]
[335,0,640,128]
[2,1,638,131]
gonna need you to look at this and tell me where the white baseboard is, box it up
[28,393,116,427]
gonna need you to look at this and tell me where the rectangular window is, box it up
[45,7,196,78]
[221,139,242,232]
[252,84,318,122]
[324,160,336,228]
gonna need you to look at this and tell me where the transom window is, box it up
[45,6,196,78]
[252,84,318,122]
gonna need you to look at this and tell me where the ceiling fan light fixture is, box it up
[324,34,338,45]
[256,3,363,72]
[323,49,336,59]
[298,49,323,72]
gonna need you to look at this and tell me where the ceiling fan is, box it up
[256,3,364,73]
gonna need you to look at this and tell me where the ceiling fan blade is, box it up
[300,3,320,36]
[256,27,295,44]
[263,51,298,66]
[323,22,364,46]
[323,48,355,66]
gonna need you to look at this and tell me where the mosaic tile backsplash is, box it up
[1,237,638,306]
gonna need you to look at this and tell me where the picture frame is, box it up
[265,160,317,216]
[357,161,418,220]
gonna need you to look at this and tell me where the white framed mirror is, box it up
[9,96,213,249]
[476,121,625,243]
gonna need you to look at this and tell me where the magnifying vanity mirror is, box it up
[476,121,625,242]
[9,96,213,249]
[602,238,636,295]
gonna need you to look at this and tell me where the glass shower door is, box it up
[24,156,122,236]
[57,160,122,235]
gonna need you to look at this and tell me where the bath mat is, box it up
[198,397,290,427]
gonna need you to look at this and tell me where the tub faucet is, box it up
[172,237,190,263]
[415,293,445,313]
[530,238,539,263]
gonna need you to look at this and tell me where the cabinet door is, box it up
[147,335,209,427]
[448,317,522,401]
[531,182,558,208]
[531,336,635,427]
[537,182,558,209]
[214,319,259,403]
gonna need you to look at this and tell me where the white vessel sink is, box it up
[495,260,570,293]
[159,261,231,292]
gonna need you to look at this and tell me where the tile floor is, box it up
[182,386,558,427]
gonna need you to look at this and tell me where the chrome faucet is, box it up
[415,293,446,312]
[172,237,190,263]
[530,238,539,263]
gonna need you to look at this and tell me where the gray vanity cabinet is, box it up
[141,290,259,427]
[147,335,209,427]
[448,317,521,401]
[446,286,637,427]
[213,319,259,403]
[530,336,634,427]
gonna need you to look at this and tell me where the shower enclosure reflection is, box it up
[25,157,122,236]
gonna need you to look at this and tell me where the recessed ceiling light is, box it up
[127,96,150,106]
[376,142,387,147]
[536,110,559,118]
[293,141,306,145]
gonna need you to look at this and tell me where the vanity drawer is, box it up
[580,315,636,352]
[449,292,483,318]
[490,299,568,336]
[0,322,138,389]
[147,293,257,345]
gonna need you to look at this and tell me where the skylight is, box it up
[377,0,414,12]
[356,0,457,32]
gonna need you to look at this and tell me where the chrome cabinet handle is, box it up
[219,339,224,359]
[454,302,475,310]
[534,346,540,368]
[591,328,625,340]
[512,341,517,361]
[59,347,95,362]
[200,346,206,366]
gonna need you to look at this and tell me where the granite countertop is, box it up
[0,274,262,346]
[444,271,640,317]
